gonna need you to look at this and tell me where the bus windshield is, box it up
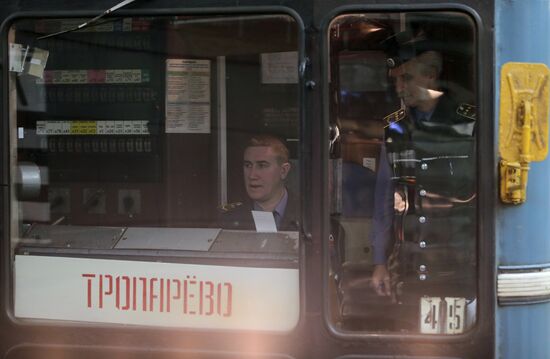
[9,14,301,331]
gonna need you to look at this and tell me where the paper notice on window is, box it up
[261,51,298,84]
[165,59,211,133]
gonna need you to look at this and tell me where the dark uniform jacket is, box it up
[220,190,299,232]
[373,94,477,300]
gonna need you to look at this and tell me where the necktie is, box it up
[272,211,281,228]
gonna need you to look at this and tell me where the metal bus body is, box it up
[0,0,547,358]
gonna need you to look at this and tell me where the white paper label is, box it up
[165,59,211,133]
[252,210,278,233]
[362,157,376,172]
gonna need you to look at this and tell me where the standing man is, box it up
[370,37,477,308]
[221,135,298,231]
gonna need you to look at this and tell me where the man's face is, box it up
[243,146,290,205]
[389,59,436,108]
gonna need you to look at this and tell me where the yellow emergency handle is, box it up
[499,62,550,204]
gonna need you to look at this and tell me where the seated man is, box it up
[221,135,298,231]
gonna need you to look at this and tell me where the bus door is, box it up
[319,5,493,358]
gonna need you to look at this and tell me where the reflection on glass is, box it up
[328,12,477,334]
[10,15,300,260]
[10,14,301,329]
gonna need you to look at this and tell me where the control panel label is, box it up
[39,69,149,84]
[36,120,149,135]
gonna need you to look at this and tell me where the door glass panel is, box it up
[327,12,477,334]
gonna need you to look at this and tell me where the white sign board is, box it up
[165,59,211,133]
[15,255,299,331]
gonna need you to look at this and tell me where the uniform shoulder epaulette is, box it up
[218,202,243,213]
[456,103,476,120]
[383,108,406,127]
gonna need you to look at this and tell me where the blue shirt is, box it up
[372,146,394,264]
[253,188,288,229]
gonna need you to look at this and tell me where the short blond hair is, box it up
[246,135,289,164]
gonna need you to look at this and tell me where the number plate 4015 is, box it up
[420,296,466,334]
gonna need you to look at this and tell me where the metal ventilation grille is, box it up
[498,265,550,305]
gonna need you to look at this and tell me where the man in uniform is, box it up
[221,134,298,231]
[370,34,477,330]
